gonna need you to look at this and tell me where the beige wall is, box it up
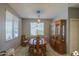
[70,19,79,54]
[68,7,79,55]
[22,18,52,39]
[0,4,22,51]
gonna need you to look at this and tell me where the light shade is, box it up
[38,19,40,23]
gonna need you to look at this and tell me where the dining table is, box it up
[28,38,47,56]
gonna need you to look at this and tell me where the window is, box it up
[13,16,19,38]
[31,22,44,36]
[6,10,13,41]
[6,10,19,41]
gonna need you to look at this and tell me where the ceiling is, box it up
[8,3,79,19]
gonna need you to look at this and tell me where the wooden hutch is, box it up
[49,19,66,54]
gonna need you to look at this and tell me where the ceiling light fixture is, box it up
[37,10,41,23]
[37,15,40,23]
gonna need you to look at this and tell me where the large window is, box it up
[6,10,19,41]
[31,22,44,36]
[6,10,13,41]
[13,15,19,38]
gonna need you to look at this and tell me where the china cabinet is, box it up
[49,19,66,54]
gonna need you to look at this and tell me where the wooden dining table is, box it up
[28,38,47,56]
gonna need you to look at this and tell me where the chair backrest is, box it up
[33,39,36,45]
[40,39,43,44]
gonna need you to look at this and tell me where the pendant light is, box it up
[37,15,40,23]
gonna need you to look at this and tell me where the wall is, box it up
[53,6,68,20]
[70,19,79,54]
[68,7,79,54]
[22,18,52,39]
[0,4,22,51]
[69,7,79,18]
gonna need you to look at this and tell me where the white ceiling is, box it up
[8,3,79,19]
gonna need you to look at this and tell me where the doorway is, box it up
[70,19,79,54]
